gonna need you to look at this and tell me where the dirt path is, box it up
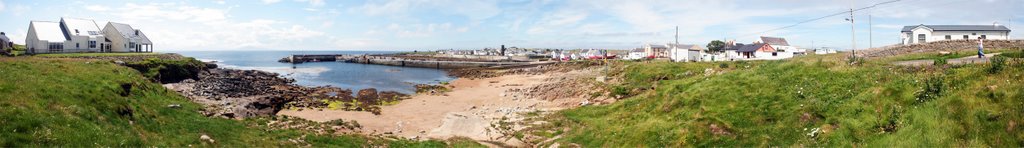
[277,69,599,146]
[893,53,1001,66]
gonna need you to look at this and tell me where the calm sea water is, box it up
[173,50,455,94]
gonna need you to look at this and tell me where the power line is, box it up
[731,0,901,39]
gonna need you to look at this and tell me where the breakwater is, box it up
[279,54,547,69]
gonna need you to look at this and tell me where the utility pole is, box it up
[847,8,856,58]
[675,26,679,45]
[869,14,873,49]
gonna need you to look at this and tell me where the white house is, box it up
[61,17,109,53]
[901,24,1011,45]
[26,21,67,54]
[25,18,152,54]
[668,44,705,62]
[625,48,646,60]
[756,36,796,59]
[103,22,153,52]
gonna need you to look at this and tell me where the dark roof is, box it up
[631,48,644,52]
[759,36,789,46]
[724,43,744,50]
[737,43,767,52]
[901,25,1011,32]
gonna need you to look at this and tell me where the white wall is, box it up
[902,28,1011,45]
[930,31,1009,41]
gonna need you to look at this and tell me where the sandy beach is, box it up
[278,66,606,146]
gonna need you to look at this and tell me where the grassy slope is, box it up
[541,53,1023,147]
[0,57,482,147]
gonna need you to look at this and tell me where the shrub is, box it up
[914,76,944,104]
[718,63,729,68]
[123,58,208,83]
[988,56,1006,74]
[933,58,947,66]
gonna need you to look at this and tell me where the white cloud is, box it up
[85,5,109,12]
[382,23,466,38]
[0,0,6,12]
[262,0,282,4]
[94,3,327,50]
[352,0,501,21]
[10,4,28,16]
[295,0,325,7]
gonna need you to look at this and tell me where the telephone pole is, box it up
[848,8,856,58]
[869,14,873,49]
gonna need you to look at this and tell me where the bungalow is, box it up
[625,48,646,60]
[104,22,153,52]
[25,17,152,54]
[758,36,797,52]
[668,44,705,62]
[901,24,1011,45]
[735,43,776,59]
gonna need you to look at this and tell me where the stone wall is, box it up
[858,40,1024,58]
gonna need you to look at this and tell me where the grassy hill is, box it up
[0,57,481,147]
[525,52,1023,147]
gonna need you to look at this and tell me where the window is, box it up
[945,35,951,40]
[963,35,969,39]
[129,42,135,49]
[76,43,79,48]
[917,34,926,43]
[89,41,96,48]
[48,43,63,50]
[772,52,778,56]
[972,33,977,35]
[981,35,987,39]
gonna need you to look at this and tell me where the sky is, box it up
[0,0,1020,51]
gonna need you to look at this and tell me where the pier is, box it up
[279,54,549,69]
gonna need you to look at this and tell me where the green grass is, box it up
[0,57,483,147]
[531,53,1024,147]
[33,52,162,57]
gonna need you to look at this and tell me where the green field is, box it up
[524,53,1024,147]
[0,57,483,147]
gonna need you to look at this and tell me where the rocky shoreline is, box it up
[164,66,412,119]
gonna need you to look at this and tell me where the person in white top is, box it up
[977,37,985,58]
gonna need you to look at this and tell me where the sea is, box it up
[173,50,455,94]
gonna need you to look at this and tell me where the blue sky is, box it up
[0,0,1020,51]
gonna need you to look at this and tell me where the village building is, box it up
[25,17,151,54]
[625,48,646,60]
[668,44,706,62]
[900,24,1011,45]
[642,44,669,58]
[735,43,776,59]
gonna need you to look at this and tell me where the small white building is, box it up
[625,48,646,60]
[668,44,705,62]
[901,24,1011,45]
